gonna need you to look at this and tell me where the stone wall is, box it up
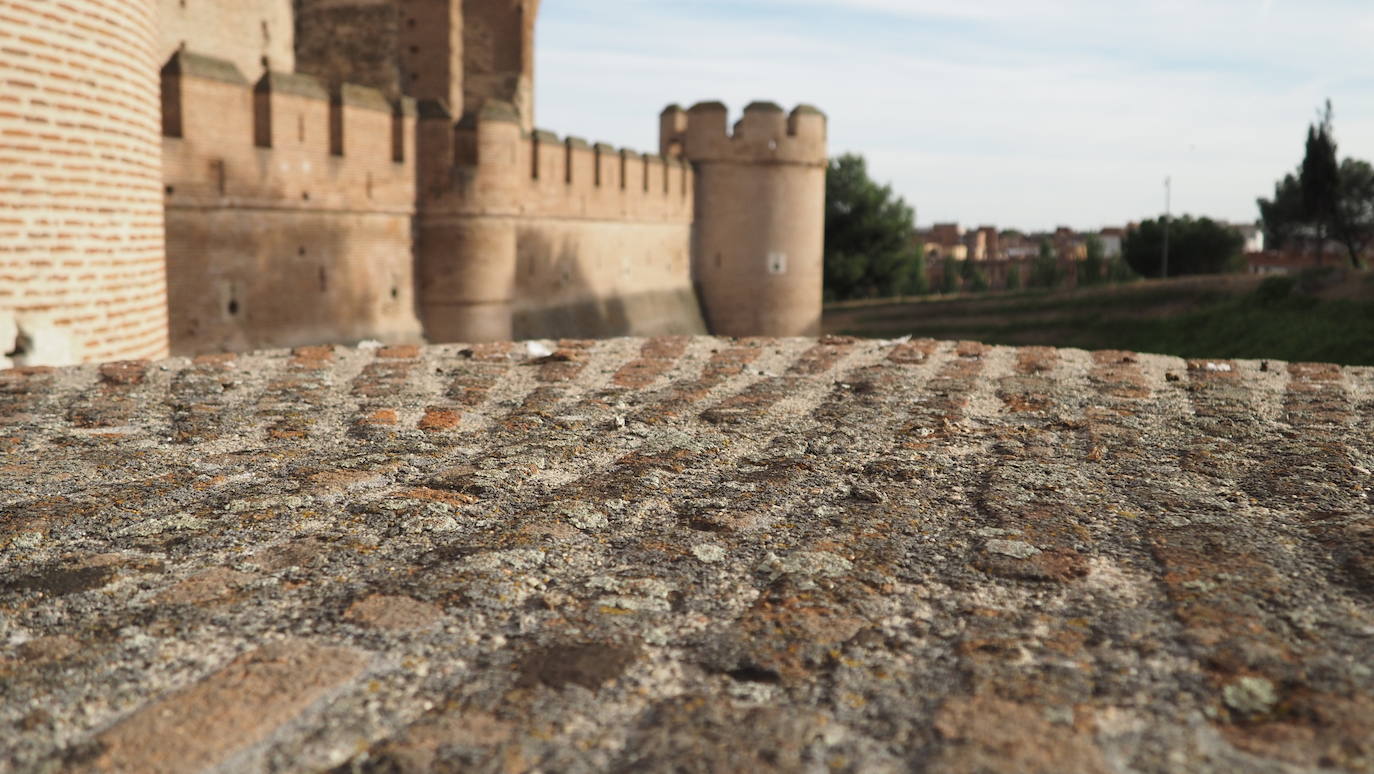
[3,338,1372,772]
[0,0,169,365]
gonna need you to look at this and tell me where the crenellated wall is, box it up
[417,100,701,342]
[160,51,423,355]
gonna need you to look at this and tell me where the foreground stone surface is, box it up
[1,336,1372,773]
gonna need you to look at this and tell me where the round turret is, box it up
[417,99,522,342]
[1,0,168,365]
[676,102,828,337]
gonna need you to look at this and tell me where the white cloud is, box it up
[534,0,1374,230]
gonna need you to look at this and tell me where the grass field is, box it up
[823,270,1374,366]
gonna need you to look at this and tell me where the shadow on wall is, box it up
[510,229,706,340]
[166,210,424,355]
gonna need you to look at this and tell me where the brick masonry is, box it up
[1,336,1372,772]
[0,0,169,364]
[2,1,830,361]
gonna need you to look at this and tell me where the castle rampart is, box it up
[160,51,422,354]
[2,1,826,364]
[295,0,539,130]
[417,101,699,342]
[0,0,169,365]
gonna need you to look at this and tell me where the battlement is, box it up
[160,51,416,212]
[661,101,827,166]
[420,101,692,223]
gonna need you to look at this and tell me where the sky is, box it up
[533,0,1374,233]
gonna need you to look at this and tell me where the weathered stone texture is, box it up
[1,337,1371,773]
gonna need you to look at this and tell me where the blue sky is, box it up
[533,0,1374,232]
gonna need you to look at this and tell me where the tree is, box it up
[959,256,989,292]
[1258,173,1303,249]
[1121,216,1244,278]
[1300,101,1339,243]
[1080,235,1106,287]
[1107,256,1138,283]
[1333,158,1374,265]
[823,153,925,300]
[940,256,960,294]
[1258,101,1370,268]
[1029,239,1060,288]
[1005,263,1022,291]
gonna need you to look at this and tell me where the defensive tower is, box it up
[0,0,169,365]
[295,0,539,131]
[665,101,828,338]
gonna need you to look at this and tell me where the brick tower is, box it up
[664,101,828,338]
[0,0,169,365]
[414,0,541,342]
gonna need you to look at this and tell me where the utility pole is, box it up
[1161,176,1171,280]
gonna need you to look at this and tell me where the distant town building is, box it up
[1231,223,1265,254]
[917,223,969,261]
[1097,228,1125,258]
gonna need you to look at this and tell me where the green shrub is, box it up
[1255,275,1296,303]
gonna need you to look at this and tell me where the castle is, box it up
[0,0,827,366]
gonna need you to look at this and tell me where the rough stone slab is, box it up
[1,337,1372,773]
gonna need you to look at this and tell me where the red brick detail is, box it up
[98,360,149,386]
[346,594,442,631]
[1014,346,1058,375]
[533,349,588,383]
[955,340,989,359]
[192,353,237,366]
[612,337,690,389]
[787,338,855,375]
[887,338,938,364]
[377,345,421,360]
[289,346,334,369]
[417,407,461,431]
[359,409,399,426]
[84,640,369,774]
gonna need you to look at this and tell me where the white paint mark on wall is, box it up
[0,312,78,367]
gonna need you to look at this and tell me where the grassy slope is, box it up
[823,272,1374,366]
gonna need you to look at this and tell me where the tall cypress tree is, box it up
[1300,100,1340,247]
